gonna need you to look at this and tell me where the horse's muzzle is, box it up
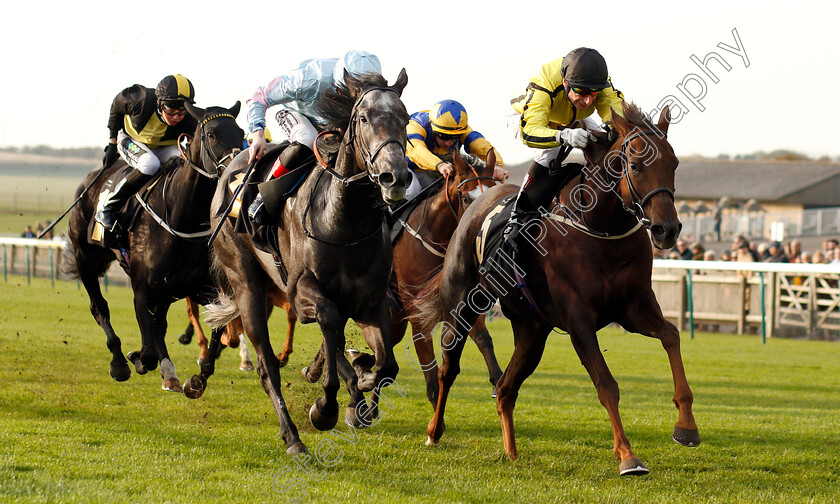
[650,220,682,250]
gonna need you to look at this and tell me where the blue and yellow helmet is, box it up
[430,100,469,137]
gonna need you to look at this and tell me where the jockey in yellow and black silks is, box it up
[405,99,508,199]
[503,48,625,246]
[95,74,197,230]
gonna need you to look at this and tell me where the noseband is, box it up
[619,129,674,227]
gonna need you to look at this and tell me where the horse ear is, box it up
[609,105,633,136]
[185,101,204,120]
[230,101,241,118]
[392,68,408,96]
[486,148,496,171]
[452,150,468,176]
[656,105,671,135]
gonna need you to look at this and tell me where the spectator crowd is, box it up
[661,236,840,265]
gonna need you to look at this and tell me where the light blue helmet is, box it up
[333,50,382,85]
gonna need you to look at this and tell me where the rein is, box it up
[138,112,241,240]
[560,128,671,239]
[177,113,240,179]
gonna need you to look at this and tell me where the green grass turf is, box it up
[1,278,839,503]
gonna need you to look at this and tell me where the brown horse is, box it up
[413,103,698,475]
[181,285,297,370]
[391,150,503,404]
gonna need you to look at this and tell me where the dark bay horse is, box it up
[391,150,503,404]
[185,71,410,454]
[295,150,504,409]
[62,102,244,392]
[413,103,699,475]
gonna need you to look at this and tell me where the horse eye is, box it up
[630,161,641,173]
[207,131,216,141]
[359,115,368,124]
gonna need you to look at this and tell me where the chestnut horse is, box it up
[184,71,410,454]
[180,285,297,371]
[391,150,503,404]
[413,103,699,475]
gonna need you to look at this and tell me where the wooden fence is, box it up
[1,237,128,287]
[652,259,840,341]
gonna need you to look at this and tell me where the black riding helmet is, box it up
[561,48,610,90]
[155,74,195,105]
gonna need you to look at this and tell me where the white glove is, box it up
[556,128,596,149]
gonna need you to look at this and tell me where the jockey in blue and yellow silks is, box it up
[405,100,508,199]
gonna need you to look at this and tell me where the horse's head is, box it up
[448,150,497,216]
[184,101,245,178]
[583,103,681,249]
[342,70,411,205]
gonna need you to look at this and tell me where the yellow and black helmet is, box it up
[155,74,195,104]
[430,100,469,137]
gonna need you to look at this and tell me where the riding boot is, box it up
[95,169,154,230]
[249,142,312,226]
[502,161,547,246]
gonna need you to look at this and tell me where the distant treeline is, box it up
[0,145,99,160]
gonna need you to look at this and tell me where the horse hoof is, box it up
[127,352,147,375]
[240,362,254,371]
[309,402,339,431]
[109,362,131,382]
[425,436,438,447]
[356,370,379,392]
[673,426,701,447]
[344,406,371,429]
[183,375,206,399]
[491,386,497,399]
[277,354,289,367]
[162,379,183,393]
[178,333,192,345]
[286,442,308,456]
[619,457,650,476]
[300,367,318,383]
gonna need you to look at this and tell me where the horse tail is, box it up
[204,291,239,329]
[204,248,240,329]
[60,239,80,279]
[407,265,445,338]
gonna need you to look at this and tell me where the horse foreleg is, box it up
[296,273,343,432]
[270,289,296,367]
[619,294,700,448]
[426,309,476,447]
[567,317,648,476]
[184,326,224,398]
[152,302,181,393]
[127,289,159,376]
[79,267,130,381]
[405,315,439,407]
[354,300,399,393]
[185,297,210,365]
[469,314,503,397]
[495,317,550,460]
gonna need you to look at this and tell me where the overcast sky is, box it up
[2,0,838,165]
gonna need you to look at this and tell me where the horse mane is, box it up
[318,73,389,130]
[620,102,648,129]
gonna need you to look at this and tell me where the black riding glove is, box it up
[103,143,119,168]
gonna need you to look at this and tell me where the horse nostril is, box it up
[377,172,395,187]
[651,225,665,238]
